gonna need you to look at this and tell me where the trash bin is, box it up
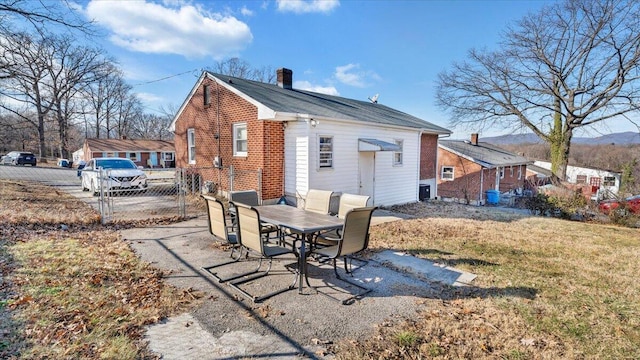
[486,189,500,204]
[419,184,430,201]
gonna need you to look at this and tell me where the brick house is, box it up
[82,139,176,168]
[169,68,451,206]
[437,134,531,205]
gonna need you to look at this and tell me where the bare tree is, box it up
[0,0,93,35]
[208,58,275,83]
[436,0,640,181]
[0,32,54,157]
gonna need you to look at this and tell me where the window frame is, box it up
[318,135,333,169]
[441,166,454,181]
[603,176,616,187]
[126,152,140,161]
[187,128,196,164]
[576,174,588,184]
[393,139,403,166]
[499,167,505,179]
[233,123,248,157]
[162,152,174,161]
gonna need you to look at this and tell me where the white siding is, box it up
[284,119,421,207]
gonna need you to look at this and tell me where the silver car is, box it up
[81,157,147,196]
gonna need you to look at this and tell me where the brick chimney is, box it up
[471,133,479,145]
[277,68,293,89]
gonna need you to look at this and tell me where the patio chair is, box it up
[229,190,280,241]
[304,189,334,214]
[312,206,377,304]
[228,202,299,302]
[283,189,334,248]
[318,193,371,242]
[200,195,245,283]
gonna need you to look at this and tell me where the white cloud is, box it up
[276,0,339,14]
[334,63,380,88]
[240,6,254,16]
[85,1,252,59]
[136,92,164,103]
[294,81,339,96]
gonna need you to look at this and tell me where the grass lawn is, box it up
[1,180,639,359]
[0,180,199,359]
[336,202,640,359]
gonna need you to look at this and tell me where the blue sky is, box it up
[77,0,638,139]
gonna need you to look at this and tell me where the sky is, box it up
[70,0,638,139]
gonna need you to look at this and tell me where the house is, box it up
[82,138,176,168]
[437,134,532,205]
[529,161,621,200]
[169,68,451,206]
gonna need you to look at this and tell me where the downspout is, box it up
[480,167,484,205]
[215,78,222,191]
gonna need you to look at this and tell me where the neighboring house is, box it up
[531,161,621,200]
[72,148,84,165]
[169,68,451,206]
[81,139,176,168]
[437,134,531,205]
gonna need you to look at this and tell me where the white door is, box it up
[359,152,375,200]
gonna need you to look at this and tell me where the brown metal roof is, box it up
[86,139,174,152]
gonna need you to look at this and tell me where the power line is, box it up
[131,68,200,87]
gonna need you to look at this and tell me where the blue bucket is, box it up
[486,190,500,204]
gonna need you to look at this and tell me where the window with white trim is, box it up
[126,152,139,161]
[393,139,403,166]
[603,176,616,186]
[576,174,587,184]
[517,165,522,180]
[441,166,454,180]
[233,123,247,156]
[187,128,196,164]
[319,136,333,168]
[162,152,174,161]
[499,167,505,179]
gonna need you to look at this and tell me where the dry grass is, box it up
[0,180,200,359]
[335,202,640,359]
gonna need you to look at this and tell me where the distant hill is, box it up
[482,131,640,145]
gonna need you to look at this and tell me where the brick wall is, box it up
[438,146,528,202]
[420,133,439,179]
[173,77,284,200]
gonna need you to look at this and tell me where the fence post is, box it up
[229,165,234,193]
[178,168,186,218]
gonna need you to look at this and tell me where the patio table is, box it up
[254,204,344,293]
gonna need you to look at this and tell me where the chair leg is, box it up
[203,255,265,283]
[229,256,299,303]
[332,257,371,305]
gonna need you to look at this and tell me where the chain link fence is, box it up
[0,161,261,224]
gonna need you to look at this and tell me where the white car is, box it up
[81,157,148,196]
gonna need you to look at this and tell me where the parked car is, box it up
[598,195,640,215]
[1,151,37,166]
[81,157,147,196]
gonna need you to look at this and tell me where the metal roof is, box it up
[207,72,451,134]
[439,140,531,168]
[358,138,402,151]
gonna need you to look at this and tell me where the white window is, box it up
[187,128,196,164]
[393,139,403,166]
[499,167,505,179]
[103,152,116,157]
[233,123,247,156]
[603,176,616,187]
[518,165,522,180]
[319,136,333,168]
[162,152,174,161]
[127,152,139,161]
[441,166,454,180]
